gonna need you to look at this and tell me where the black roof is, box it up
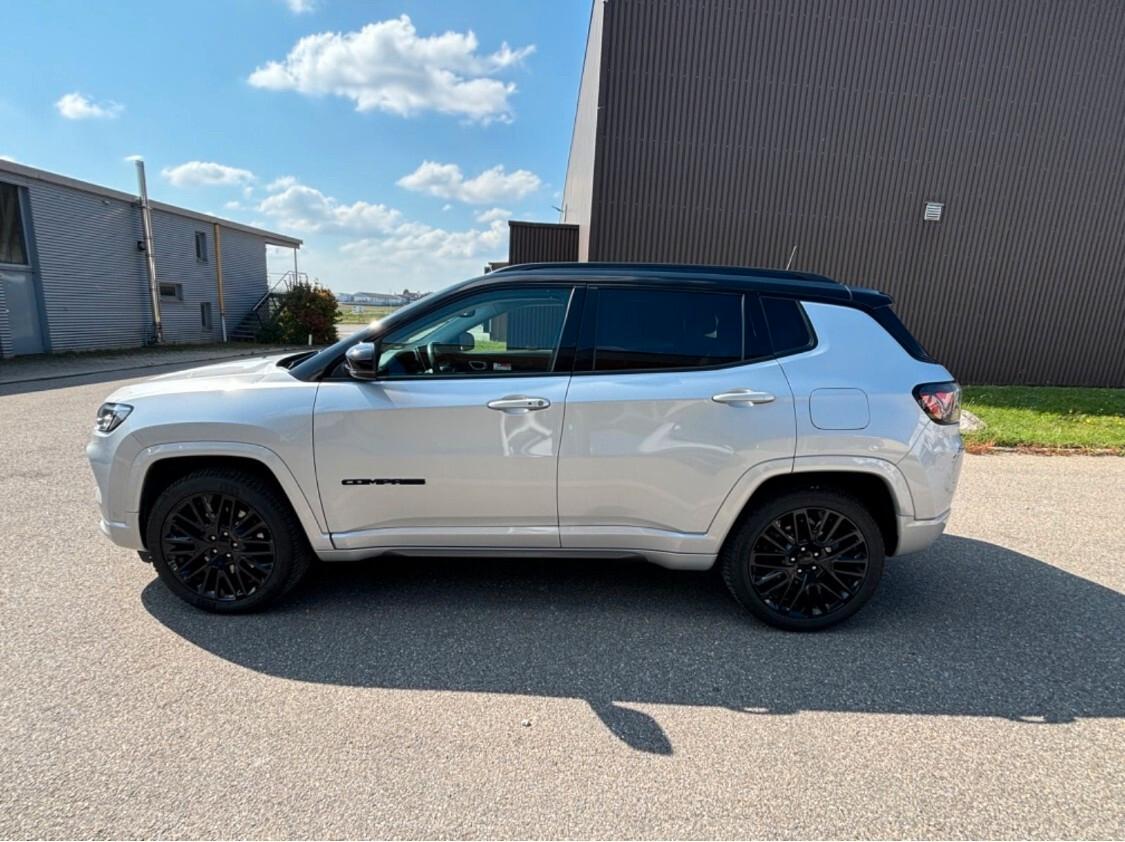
[489,262,892,308]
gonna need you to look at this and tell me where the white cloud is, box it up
[342,219,507,263]
[247,15,534,122]
[55,92,124,120]
[267,175,298,192]
[397,161,539,204]
[442,203,452,212]
[123,154,144,162]
[161,161,256,187]
[474,207,511,223]
[284,0,315,13]
[257,181,401,233]
[223,200,244,210]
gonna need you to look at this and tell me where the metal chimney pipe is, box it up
[135,160,163,344]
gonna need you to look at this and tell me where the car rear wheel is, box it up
[720,489,885,631]
[145,469,311,613]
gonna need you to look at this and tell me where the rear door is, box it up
[558,286,796,543]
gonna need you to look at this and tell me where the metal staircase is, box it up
[229,271,307,342]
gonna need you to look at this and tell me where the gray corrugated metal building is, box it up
[0,160,300,358]
[517,0,1125,386]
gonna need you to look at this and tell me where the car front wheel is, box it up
[720,489,885,631]
[145,468,311,613]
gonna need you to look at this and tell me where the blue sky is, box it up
[0,0,590,292]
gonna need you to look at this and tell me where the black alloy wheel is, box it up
[161,492,276,602]
[720,489,885,631]
[748,507,869,619]
[146,469,311,613]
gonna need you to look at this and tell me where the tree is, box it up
[259,281,339,344]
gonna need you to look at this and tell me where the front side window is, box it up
[593,288,743,372]
[377,286,572,377]
[0,182,28,265]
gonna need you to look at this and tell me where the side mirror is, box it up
[457,331,475,351]
[345,341,379,380]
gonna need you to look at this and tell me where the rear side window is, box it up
[593,288,742,372]
[762,296,815,356]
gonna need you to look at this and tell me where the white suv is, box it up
[87,264,963,630]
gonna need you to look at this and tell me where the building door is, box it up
[0,268,45,355]
[0,182,45,355]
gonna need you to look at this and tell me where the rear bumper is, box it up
[894,509,950,556]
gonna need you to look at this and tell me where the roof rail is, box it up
[491,261,840,285]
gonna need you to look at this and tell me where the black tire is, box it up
[720,488,885,631]
[145,469,312,613]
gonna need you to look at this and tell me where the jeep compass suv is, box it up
[87,263,962,630]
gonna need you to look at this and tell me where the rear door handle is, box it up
[487,395,551,413]
[712,389,776,405]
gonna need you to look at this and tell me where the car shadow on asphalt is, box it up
[141,535,1125,755]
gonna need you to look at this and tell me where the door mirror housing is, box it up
[345,341,380,380]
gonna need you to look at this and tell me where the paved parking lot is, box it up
[1,362,1123,839]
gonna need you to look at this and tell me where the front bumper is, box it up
[99,515,145,550]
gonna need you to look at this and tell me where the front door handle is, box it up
[487,395,551,413]
[712,389,776,405]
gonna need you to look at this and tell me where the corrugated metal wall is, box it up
[508,222,580,265]
[0,282,10,357]
[15,171,151,352]
[215,227,270,333]
[580,0,1125,386]
[0,171,274,356]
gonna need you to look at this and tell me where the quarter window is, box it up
[377,286,572,377]
[593,288,743,372]
[761,296,814,355]
[0,182,28,265]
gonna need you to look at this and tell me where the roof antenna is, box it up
[785,245,798,271]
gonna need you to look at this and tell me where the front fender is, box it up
[123,441,332,552]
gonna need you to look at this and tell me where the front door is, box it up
[314,285,577,550]
[558,286,797,543]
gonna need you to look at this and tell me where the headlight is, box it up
[95,402,133,433]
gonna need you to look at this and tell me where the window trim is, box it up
[572,284,769,377]
[328,283,582,382]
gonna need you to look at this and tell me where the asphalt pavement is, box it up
[1,363,1122,839]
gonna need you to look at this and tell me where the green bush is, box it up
[259,282,339,345]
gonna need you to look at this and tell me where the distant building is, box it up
[0,159,301,358]
[508,0,1125,387]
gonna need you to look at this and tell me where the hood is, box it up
[106,353,296,402]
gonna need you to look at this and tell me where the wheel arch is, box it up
[717,465,909,558]
[130,443,330,552]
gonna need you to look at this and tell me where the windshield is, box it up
[288,275,481,381]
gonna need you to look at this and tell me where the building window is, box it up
[593,288,743,372]
[194,231,208,262]
[201,302,213,330]
[0,182,29,265]
[159,282,182,300]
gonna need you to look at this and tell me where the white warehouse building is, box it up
[0,160,301,358]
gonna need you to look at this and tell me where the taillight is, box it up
[913,381,961,425]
